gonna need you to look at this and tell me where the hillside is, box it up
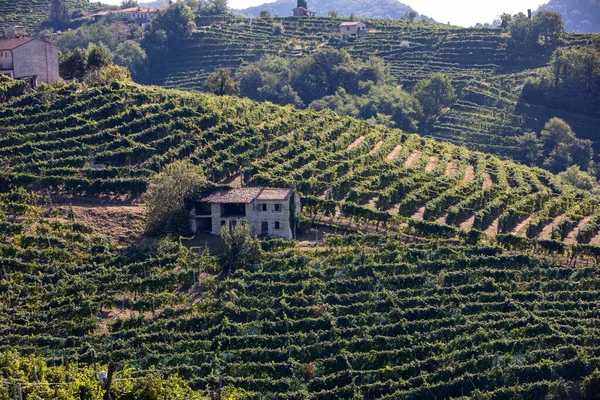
[149,16,600,161]
[538,0,600,33]
[3,81,600,398]
[3,81,600,243]
[233,0,423,19]
[0,0,100,34]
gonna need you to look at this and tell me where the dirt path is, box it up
[364,194,380,211]
[483,173,493,189]
[565,216,592,245]
[484,217,500,236]
[589,229,600,246]
[386,145,403,161]
[346,136,365,151]
[463,166,475,183]
[538,214,565,240]
[436,213,448,225]
[459,215,475,232]
[411,206,426,221]
[404,150,422,168]
[53,205,145,246]
[445,162,457,177]
[370,140,384,155]
[512,215,532,237]
[425,157,439,173]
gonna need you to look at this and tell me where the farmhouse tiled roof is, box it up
[199,187,293,203]
[89,7,158,17]
[258,189,292,201]
[0,38,35,51]
[199,188,263,204]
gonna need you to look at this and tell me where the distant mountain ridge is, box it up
[538,0,600,33]
[233,0,430,20]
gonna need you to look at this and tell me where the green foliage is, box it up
[87,44,112,71]
[143,2,196,68]
[412,73,457,122]
[582,369,600,399]
[49,0,70,29]
[85,64,132,86]
[220,222,262,276]
[142,160,208,236]
[114,40,148,76]
[557,165,597,191]
[508,10,564,51]
[203,68,240,96]
[59,48,88,80]
[0,76,26,103]
[198,0,229,15]
[259,10,271,18]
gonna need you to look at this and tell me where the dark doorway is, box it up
[261,221,269,236]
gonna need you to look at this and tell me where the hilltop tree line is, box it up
[202,50,456,132]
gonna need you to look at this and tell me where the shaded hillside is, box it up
[149,15,600,161]
[2,81,600,243]
[233,0,424,20]
[538,0,600,33]
[0,0,100,34]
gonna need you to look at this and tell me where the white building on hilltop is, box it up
[189,187,301,239]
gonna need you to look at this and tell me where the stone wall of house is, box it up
[12,40,59,84]
[254,200,293,239]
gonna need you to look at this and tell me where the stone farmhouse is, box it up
[189,187,301,240]
[340,22,367,39]
[0,37,59,87]
[89,7,159,29]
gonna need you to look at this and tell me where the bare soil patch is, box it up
[463,166,475,183]
[411,206,426,221]
[404,151,422,168]
[565,216,592,245]
[53,205,145,246]
[386,145,403,161]
[539,214,565,240]
[483,173,493,189]
[459,215,476,232]
[346,136,365,150]
[369,140,384,155]
[513,216,532,237]
[445,162,457,177]
[425,157,439,173]
[484,217,500,236]
[223,172,242,187]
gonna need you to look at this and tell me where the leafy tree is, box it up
[143,2,196,66]
[557,165,597,191]
[273,22,285,35]
[508,12,536,51]
[402,10,417,23]
[203,68,239,96]
[220,223,261,277]
[297,0,308,8]
[114,40,147,76]
[198,0,228,15]
[328,10,339,18]
[412,73,456,121]
[500,13,513,29]
[59,48,87,80]
[121,0,139,8]
[518,131,543,163]
[259,10,271,18]
[49,0,70,28]
[87,44,112,70]
[85,64,131,86]
[142,160,207,235]
[540,117,575,151]
[533,10,564,47]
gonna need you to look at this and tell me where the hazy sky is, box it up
[102,0,550,27]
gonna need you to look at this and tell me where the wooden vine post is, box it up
[101,361,117,400]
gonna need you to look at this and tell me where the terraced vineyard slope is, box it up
[3,189,600,398]
[0,0,98,33]
[150,16,600,161]
[2,82,600,243]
